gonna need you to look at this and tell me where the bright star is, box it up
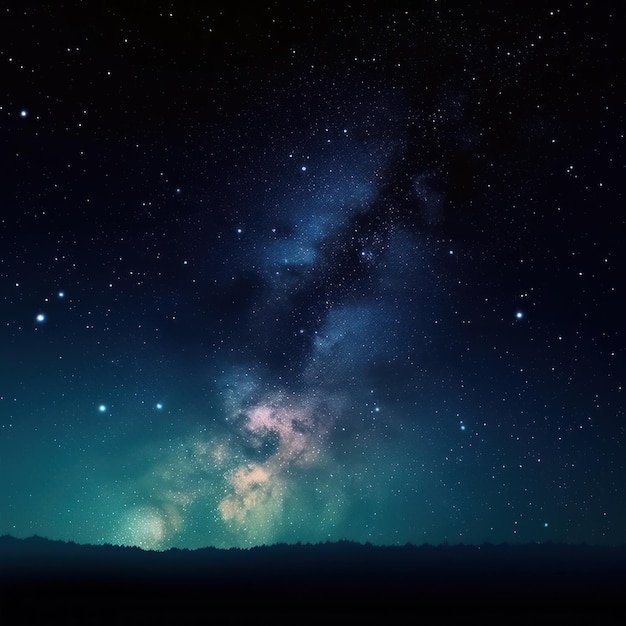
[58,291,65,298]
[20,110,28,118]
[36,313,46,323]
[156,403,163,410]
[516,311,524,319]
[98,404,107,413]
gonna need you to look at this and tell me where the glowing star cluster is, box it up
[245,398,322,465]
[217,393,332,540]
[219,464,281,524]
[115,505,182,550]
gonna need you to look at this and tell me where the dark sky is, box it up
[1,0,624,550]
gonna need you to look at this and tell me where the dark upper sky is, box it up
[1,0,624,550]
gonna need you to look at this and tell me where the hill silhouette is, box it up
[1,535,625,618]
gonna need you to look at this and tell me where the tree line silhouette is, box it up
[1,534,624,616]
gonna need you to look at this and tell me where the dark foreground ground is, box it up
[1,536,625,621]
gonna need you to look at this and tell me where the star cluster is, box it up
[0,2,623,550]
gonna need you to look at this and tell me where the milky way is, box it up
[1,2,623,550]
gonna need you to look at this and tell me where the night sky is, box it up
[1,1,623,551]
